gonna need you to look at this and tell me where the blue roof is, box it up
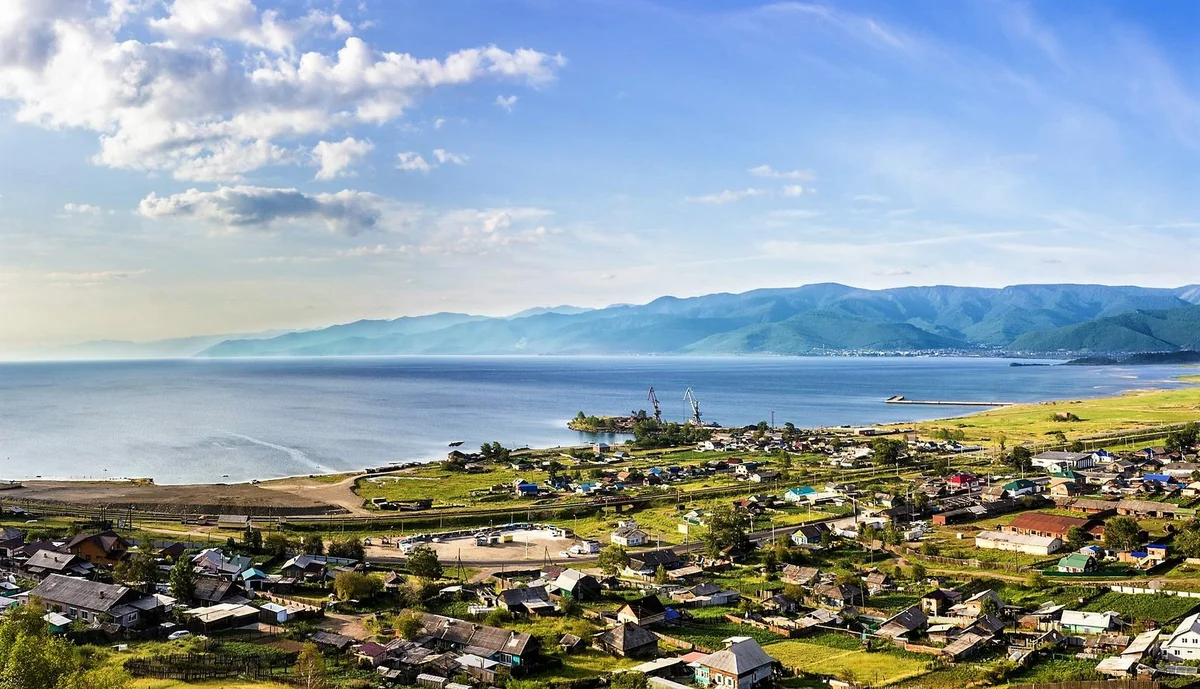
[1144,474,1172,483]
[241,568,267,579]
[787,486,816,495]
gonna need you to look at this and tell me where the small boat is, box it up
[448,441,465,447]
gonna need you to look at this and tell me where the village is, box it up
[7,419,1200,689]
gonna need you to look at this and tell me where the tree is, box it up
[920,541,939,556]
[243,527,262,552]
[396,611,424,640]
[871,438,904,466]
[703,504,751,557]
[762,548,778,574]
[910,563,927,581]
[1103,516,1142,552]
[333,571,383,602]
[1009,446,1033,472]
[1167,422,1200,453]
[0,597,132,689]
[169,555,196,602]
[979,594,1001,616]
[328,537,365,561]
[1068,440,1085,453]
[1026,570,1047,589]
[264,532,292,558]
[407,545,443,580]
[931,456,950,476]
[294,643,327,689]
[597,545,629,577]
[655,564,669,584]
[302,534,325,556]
[1065,526,1089,552]
[114,540,158,592]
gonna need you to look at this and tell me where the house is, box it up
[216,515,251,530]
[1053,497,1118,516]
[192,576,246,606]
[813,583,864,608]
[763,593,800,614]
[1056,553,1096,573]
[498,586,556,616]
[551,569,601,601]
[750,471,780,484]
[947,472,980,492]
[1007,512,1090,540]
[23,574,164,630]
[407,610,540,667]
[878,606,928,640]
[678,582,740,607]
[1061,610,1120,635]
[559,634,586,654]
[951,590,1004,618]
[790,523,830,547]
[864,571,890,595]
[1000,478,1040,498]
[192,548,252,579]
[1050,481,1083,498]
[182,602,261,633]
[280,554,328,582]
[626,550,683,577]
[617,594,668,627]
[62,530,131,567]
[693,637,776,689]
[0,528,26,559]
[920,589,963,616]
[355,641,390,667]
[783,486,816,503]
[612,526,649,548]
[976,531,1062,556]
[1117,499,1194,520]
[780,565,819,586]
[595,622,658,658]
[311,631,355,652]
[1032,451,1095,471]
[21,550,92,580]
[1165,613,1200,660]
[514,481,540,498]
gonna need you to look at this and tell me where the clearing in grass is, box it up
[765,640,932,686]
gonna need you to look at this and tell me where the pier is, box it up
[886,395,1014,407]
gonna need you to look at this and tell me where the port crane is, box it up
[683,387,702,426]
[647,386,662,422]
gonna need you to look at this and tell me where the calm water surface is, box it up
[0,356,1190,483]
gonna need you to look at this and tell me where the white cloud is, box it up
[63,203,102,215]
[748,164,816,181]
[685,188,772,204]
[396,151,432,173]
[137,186,384,235]
[312,137,374,180]
[0,1,565,181]
[781,184,805,197]
[496,94,519,111]
[433,117,447,129]
[432,148,468,165]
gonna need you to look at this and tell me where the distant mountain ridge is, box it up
[189,283,1200,358]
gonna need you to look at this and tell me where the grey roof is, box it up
[311,631,354,649]
[193,577,234,603]
[597,622,658,652]
[553,569,597,593]
[878,606,928,638]
[409,610,536,657]
[28,574,135,614]
[629,550,682,569]
[499,585,550,606]
[698,638,776,675]
[24,550,79,573]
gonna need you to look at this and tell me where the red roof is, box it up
[948,472,978,484]
[1007,512,1090,536]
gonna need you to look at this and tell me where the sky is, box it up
[4,0,1200,350]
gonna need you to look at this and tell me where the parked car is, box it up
[167,630,192,641]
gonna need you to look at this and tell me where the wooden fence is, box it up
[124,652,294,681]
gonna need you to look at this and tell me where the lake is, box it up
[0,356,1190,484]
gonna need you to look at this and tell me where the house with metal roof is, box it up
[498,586,556,616]
[693,637,776,689]
[617,594,668,626]
[406,610,540,667]
[1032,451,1095,471]
[1061,610,1121,635]
[551,569,601,601]
[595,622,659,658]
[611,526,648,547]
[1007,512,1091,540]
[62,530,131,567]
[976,531,1062,556]
[1055,553,1096,573]
[23,574,164,630]
[877,606,928,640]
[20,550,93,580]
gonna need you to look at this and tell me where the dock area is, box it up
[886,395,1013,407]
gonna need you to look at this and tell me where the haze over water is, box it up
[0,357,1190,484]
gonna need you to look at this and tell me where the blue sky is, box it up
[3,0,1200,349]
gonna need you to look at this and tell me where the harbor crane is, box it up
[648,386,662,422]
[683,387,702,426]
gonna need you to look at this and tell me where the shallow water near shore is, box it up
[0,356,1191,484]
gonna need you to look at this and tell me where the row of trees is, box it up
[0,601,131,689]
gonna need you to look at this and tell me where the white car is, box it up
[167,630,192,640]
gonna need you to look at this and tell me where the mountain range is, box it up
[42,283,1200,359]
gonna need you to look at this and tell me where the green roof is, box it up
[1057,553,1093,569]
[1003,479,1036,490]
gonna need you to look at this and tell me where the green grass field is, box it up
[909,375,1200,444]
[765,640,932,686]
[1081,592,1199,622]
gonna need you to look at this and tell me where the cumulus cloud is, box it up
[496,94,519,111]
[686,188,772,204]
[781,184,805,197]
[396,152,432,173]
[432,148,468,165]
[0,1,565,181]
[748,164,816,181]
[312,137,374,180]
[137,185,384,234]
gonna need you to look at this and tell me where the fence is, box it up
[652,631,710,654]
[124,652,294,681]
[1109,585,1200,598]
